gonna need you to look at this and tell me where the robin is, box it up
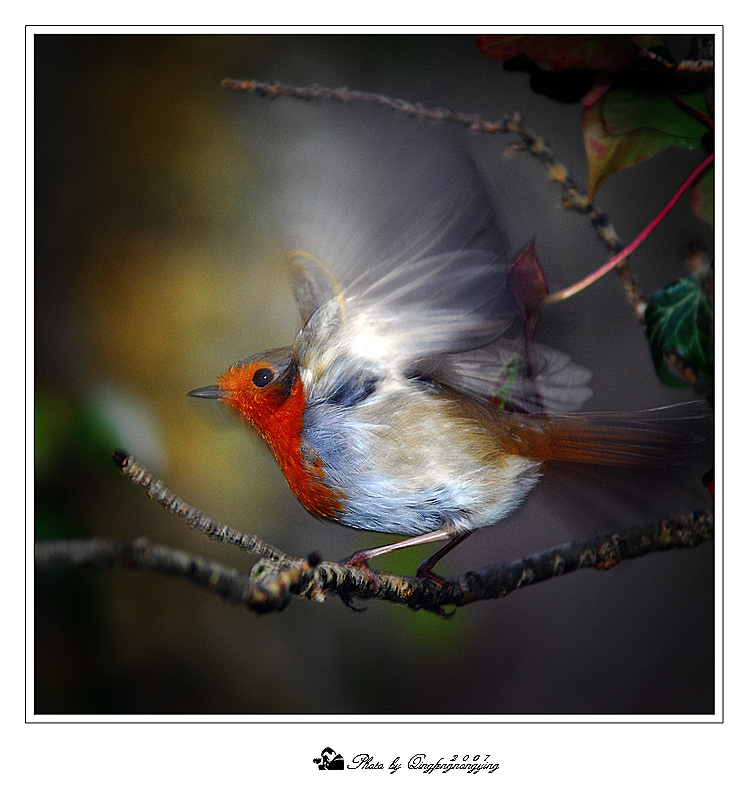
[190,130,701,581]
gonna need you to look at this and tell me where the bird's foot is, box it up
[338,552,383,611]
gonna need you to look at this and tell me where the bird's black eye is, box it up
[252,367,275,387]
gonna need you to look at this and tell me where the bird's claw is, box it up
[339,554,383,611]
[415,563,454,596]
[339,594,368,613]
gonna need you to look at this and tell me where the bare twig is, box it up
[112,450,290,564]
[222,78,518,132]
[545,153,715,306]
[639,49,714,73]
[449,509,713,607]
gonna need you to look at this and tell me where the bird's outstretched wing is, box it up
[430,341,593,413]
[277,110,589,412]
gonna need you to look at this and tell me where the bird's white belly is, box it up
[301,384,542,535]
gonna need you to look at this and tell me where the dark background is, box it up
[34,33,714,715]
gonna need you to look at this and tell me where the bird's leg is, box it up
[341,527,463,589]
[415,529,473,584]
[338,528,467,611]
[342,528,455,573]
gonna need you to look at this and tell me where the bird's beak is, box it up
[187,384,228,400]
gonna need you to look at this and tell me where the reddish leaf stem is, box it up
[545,153,714,305]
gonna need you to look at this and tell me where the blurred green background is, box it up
[34,33,714,714]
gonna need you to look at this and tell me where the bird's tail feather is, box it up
[506,402,709,467]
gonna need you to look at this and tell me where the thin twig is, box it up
[37,454,714,613]
[112,450,291,564]
[545,153,715,305]
[221,78,517,132]
[502,128,647,321]
[639,48,714,73]
[449,509,713,607]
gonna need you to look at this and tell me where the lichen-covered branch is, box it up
[34,454,713,614]
[34,538,313,614]
[447,509,713,607]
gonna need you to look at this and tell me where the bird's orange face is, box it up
[215,358,344,519]
[216,360,290,432]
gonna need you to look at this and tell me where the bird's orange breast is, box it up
[219,366,344,520]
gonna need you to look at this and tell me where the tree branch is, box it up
[34,537,314,614]
[34,454,713,614]
[544,153,714,304]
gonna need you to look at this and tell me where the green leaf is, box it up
[645,277,713,387]
[601,88,709,140]
[584,101,678,198]
[583,90,707,198]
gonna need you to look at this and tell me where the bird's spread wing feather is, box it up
[274,109,590,412]
[431,342,594,413]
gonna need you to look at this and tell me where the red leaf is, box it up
[508,239,549,345]
[478,34,642,72]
